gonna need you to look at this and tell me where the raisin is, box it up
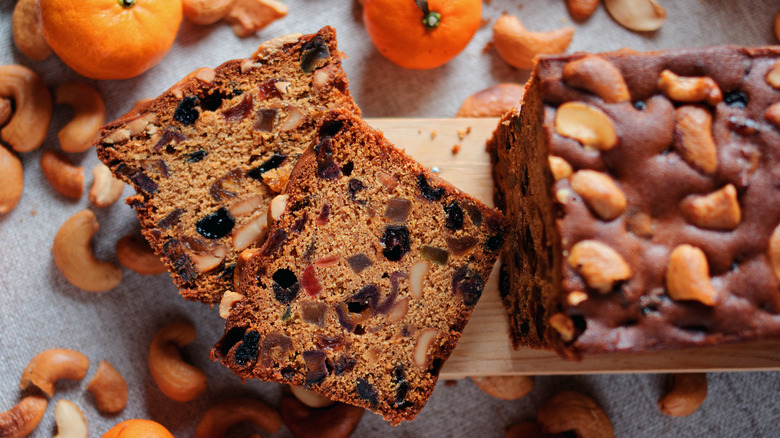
[341,161,354,176]
[347,253,373,274]
[452,266,484,307]
[417,173,444,201]
[234,330,260,366]
[317,203,331,226]
[381,225,411,261]
[173,96,200,125]
[318,119,343,140]
[335,304,355,332]
[272,268,299,304]
[157,208,183,229]
[217,326,247,357]
[154,129,186,151]
[300,36,331,73]
[332,355,356,375]
[196,207,235,239]
[633,101,647,111]
[348,178,366,203]
[356,378,379,407]
[349,284,380,314]
[261,229,287,257]
[254,108,278,132]
[199,90,229,112]
[186,149,207,162]
[724,90,748,109]
[444,201,464,231]
[222,93,254,123]
[484,233,504,252]
[392,365,410,408]
[376,272,403,314]
[291,213,308,233]
[247,153,288,180]
[162,238,197,283]
[317,160,341,179]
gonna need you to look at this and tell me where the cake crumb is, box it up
[431,130,437,140]
[452,144,461,155]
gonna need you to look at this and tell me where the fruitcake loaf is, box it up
[96,27,359,304]
[489,46,780,359]
[212,109,507,424]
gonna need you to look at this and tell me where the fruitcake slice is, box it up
[96,27,360,304]
[211,109,507,424]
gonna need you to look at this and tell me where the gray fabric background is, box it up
[1,0,779,436]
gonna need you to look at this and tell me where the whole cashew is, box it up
[492,15,574,70]
[537,391,614,438]
[225,0,289,38]
[183,0,237,24]
[194,397,282,438]
[658,373,707,417]
[0,395,47,438]
[41,150,84,199]
[85,360,128,414]
[149,321,208,402]
[12,0,51,61]
[89,163,125,207]
[54,400,88,438]
[0,98,11,126]
[55,82,106,153]
[0,145,23,214]
[0,65,53,153]
[471,375,534,400]
[116,233,167,276]
[566,0,600,21]
[51,209,123,292]
[280,394,364,438]
[19,348,90,397]
[290,385,335,408]
[604,0,666,32]
[456,83,525,118]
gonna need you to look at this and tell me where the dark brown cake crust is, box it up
[489,46,780,358]
[96,27,359,304]
[212,109,507,424]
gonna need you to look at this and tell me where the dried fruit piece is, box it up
[384,198,412,223]
[451,266,484,306]
[300,36,331,73]
[301,265,322,297]
[417,173,444,201]
[173,96,200,125]
[445,235,478,256]
[347,253,373,273]
[444,201,464,231]
[381,225,411,261]
[300,302,328,327]
[420,245,449,265]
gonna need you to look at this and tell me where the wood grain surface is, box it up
[366,117,780,379]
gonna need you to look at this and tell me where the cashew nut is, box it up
[149,321,208,402]
[194,398,282,438]
[549,156,573,181]
[549,312,576,342]
[537,391,614,438]
[55,82,106,153]
[770,224,780,281]
[666,244,717,306]
[604,0,666,32]
[12,0,51,61]
[562,56,630,103]
[674,105,718,174]
[219,291,245,318]
[680,184,741,230]
[555,102,618,151]
[566,0,600,21]
[765,102,780,127]
[569,170,627,221]
[41,150,84,199]
[658,373,707,417]
[85,360,128,414]
[183,0,236,24]
[0,396,47,438]
[567,240,631,293]
[225,0,289,38]
[116,233,167,276]
[471,375,534,400]
[456,83,525,118]
[775,11,780,42]
[19,348,90,397]
[280,394,364,438]
[52,209,123,292]
[89,163,125,207]
[659,70,723,106]
[290,385,335,408]
[54,400,88,438]
[0,98,12,127]
[492,15,574,70]
[0,145,23,214]
[0,65,52,153]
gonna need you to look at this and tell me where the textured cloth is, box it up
[1,0,779,436]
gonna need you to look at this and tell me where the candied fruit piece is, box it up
[348,178,366,203]
[464,202,483,226]
[452,266,484,307]
[317,203,331,226]
[384,198,412,223]
[301,301,328,327]
[417,173,444,201]
[272,268,300,304]
[446,235,478,256]
[222,93,254,123]
[254,108,278,132]
[210,169,243,201]
[258,79,283,100]
[300,36,331,73]
[381,225,411,262]
[444,201,464,231]
[301,265,322,297]
[420,245,449,265]
[196,207,236,239]
[173,96,200,125]
[347,253,373,273]
[303,350,328,386]
[260,332,293,367]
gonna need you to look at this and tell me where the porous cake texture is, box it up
[489,46,780,359]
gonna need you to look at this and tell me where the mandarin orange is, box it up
[102,419,174,438]
[362,0,482,70]
[39,0,183,80]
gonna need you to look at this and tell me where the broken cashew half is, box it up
[89,163,125,208]
[290,385,335,408]
[658,373,707,417]
[52,209,123,292]
[537,391,614,438]
[194,397,282,438]
[471,375,534,401]
[492,14,574,70]
[86,360,128,414]
[183,0,236,24]
[0,64,53,153]
[149,321,208,402]
[19,348,90,397]
[0,145,23,214]
[0,395,47,438]
[55,82,106,153]
[54,400,88,438]
[604,0,666,32]
[41,150,84,199]
[116,233,167,276]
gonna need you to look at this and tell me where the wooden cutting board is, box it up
[366,117,780,379]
